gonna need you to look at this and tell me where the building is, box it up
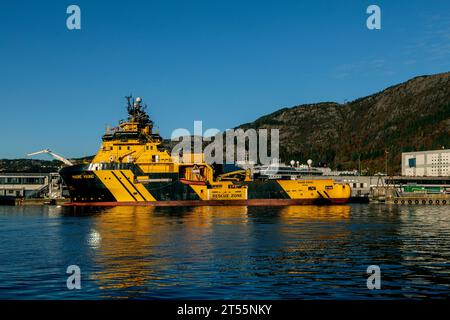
[0,173,64,198]
[402,149,450,177]
[330,175,388,199]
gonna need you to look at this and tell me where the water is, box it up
[0,204,449,299]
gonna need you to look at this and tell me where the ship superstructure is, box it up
[60,96,351,205]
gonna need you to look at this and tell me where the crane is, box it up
[27,149,74,166]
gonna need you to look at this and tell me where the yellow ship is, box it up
[60,96,351,206]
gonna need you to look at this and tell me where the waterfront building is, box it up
[0,173,64,198]
[402,149,450,177]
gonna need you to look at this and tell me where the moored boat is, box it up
[60,96,351,206]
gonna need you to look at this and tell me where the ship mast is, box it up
[124,95,152,127]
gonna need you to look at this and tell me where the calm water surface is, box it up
[0,204,449,299]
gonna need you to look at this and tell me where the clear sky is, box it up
[1,0,449,159]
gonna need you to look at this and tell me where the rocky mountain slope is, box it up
[238,72,450,174]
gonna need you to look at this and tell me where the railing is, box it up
[88,163,143,175]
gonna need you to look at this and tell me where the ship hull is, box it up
[65,198,350,207]
[60,164,351,206]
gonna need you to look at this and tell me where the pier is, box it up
[387,194,450,205]
[369,175,450,205]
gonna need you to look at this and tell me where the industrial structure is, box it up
[367,148,450,205]
[27,149,74,166]
[402,148,450,177]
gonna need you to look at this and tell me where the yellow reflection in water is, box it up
[279,205,351,221]
[88,205,351,296]
[278,205,352,265]
[183,205,249,227]
[178,206,250,266]
[90,206,161,295]
[89,205,249,297]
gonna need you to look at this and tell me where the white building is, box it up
[0,172,64,198]
[402,149,450,177]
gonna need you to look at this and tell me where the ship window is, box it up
[308,186,316,190]
[325,186,333,190]
[119,146,122,150]
[127,146,130,150]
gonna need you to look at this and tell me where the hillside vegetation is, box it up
[238,72,450,174]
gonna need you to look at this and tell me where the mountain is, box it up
[238,72,450,174]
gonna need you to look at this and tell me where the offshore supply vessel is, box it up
[60,97,351,206]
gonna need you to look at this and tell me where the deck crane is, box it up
[27,149,74,166]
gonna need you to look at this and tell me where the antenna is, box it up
[125,95,133,113]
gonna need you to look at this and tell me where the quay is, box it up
[387,194,450,205]
[13,198,67,206]
[1,148,449,206]
[370,175,450,205]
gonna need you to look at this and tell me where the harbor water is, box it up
[0,204,449,299]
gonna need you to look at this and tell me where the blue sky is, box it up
[1,0,449,159]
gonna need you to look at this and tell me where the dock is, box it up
[386,194,450,205]
[14,198,67,206]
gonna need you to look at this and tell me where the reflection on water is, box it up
[89,206,251,298]
[91,207,159,296]
[279,205,351,220]
[0,204,450,299]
